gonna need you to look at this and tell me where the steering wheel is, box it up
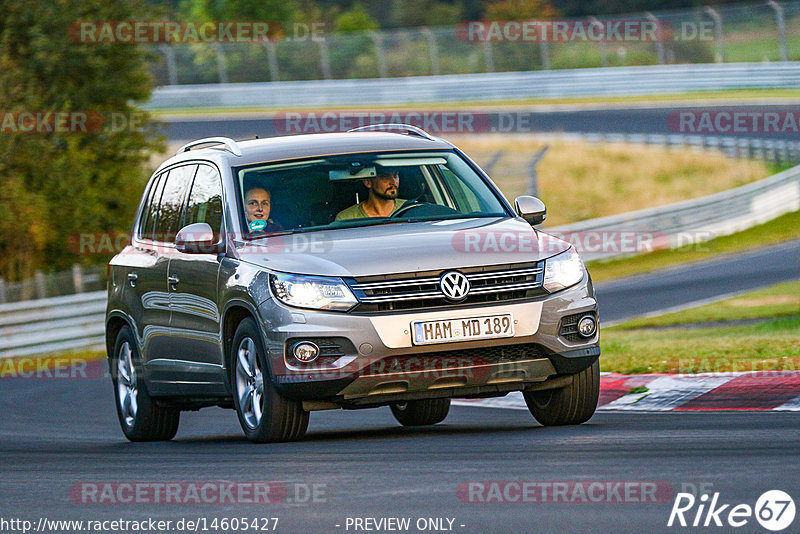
[390,201,427,218]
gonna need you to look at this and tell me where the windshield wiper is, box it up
[250,227,315,238]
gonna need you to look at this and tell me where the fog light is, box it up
[292,341,319,363]
[578,315,597,338]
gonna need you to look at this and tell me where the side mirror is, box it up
[175,223,224,254]
[514,195,547,226]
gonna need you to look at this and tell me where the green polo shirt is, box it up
[335,199,406,221]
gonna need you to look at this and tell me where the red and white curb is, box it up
[452,372,800,412]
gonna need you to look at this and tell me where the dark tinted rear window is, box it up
[153,164,197,243]
[138,172,165,241]
[185,164,224,238]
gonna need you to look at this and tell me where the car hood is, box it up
[234,217,570,278]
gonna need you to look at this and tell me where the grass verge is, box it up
[600,280,800,374]
[451,136,769,226]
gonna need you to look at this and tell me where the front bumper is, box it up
[257,275,599,407]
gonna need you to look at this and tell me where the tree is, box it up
[334,3,379,32]
[485,0,559,20]
[178,0,298,25]
[0,0,164,281]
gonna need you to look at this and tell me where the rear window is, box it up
[185,164,224,239]
[153,164,197,243]
[138,171,166,241]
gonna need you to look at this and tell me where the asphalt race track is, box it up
[161,104,800,142]
[2,372,799,534]
[595,239,800,325]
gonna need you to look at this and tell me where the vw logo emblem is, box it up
[439,271,470,302]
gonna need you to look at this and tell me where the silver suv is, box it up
[106,124,600,443]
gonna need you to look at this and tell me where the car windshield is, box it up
[234,150,509,235]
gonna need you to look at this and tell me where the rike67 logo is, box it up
[668,490,795,531]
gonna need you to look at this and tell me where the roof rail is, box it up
[177,137,243,157]
[347,123,436,141]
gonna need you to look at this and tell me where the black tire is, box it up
[390,399,450,426]
[523,359,599,426]
[111,325,179,441]
[230,317,308,443]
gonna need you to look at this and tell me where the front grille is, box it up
[347,262,546,313]
[559,313,594,342]
[361,343,548,376]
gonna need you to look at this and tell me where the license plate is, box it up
[412,314,514,345]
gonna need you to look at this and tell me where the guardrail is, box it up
[543,163,800,261]
[0,292,106,358]
[0,264,105,305]
[568,133,800,165]
[146,62,800,110]
[1,162,798,358]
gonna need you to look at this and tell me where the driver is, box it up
[335,168,406,220]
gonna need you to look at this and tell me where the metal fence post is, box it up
[35,271,46,300]
[72,264,84,294]
[767,0,789,62]
[0,277,6,304]
[528,146,549,197]
[422,28,441,76]
[483,40,495,72]
[212,44,229,83]
[318,37,332,80]
[369,32,388,78]
[158,45,178,85]
[646,13,666,64]
[590,18,608,67]
[539,40,551,70]
[264,41,280,82]
[704,7,725,63]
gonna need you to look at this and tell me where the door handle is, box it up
[168,275,180,287]
[127,272,138,287]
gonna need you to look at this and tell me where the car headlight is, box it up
[270,272,357,311]
[543,247,584,293]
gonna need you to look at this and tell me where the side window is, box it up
[185,164,224,239]
[153,164,197,243]
[438,166,481,212]
[139,171,166,241]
